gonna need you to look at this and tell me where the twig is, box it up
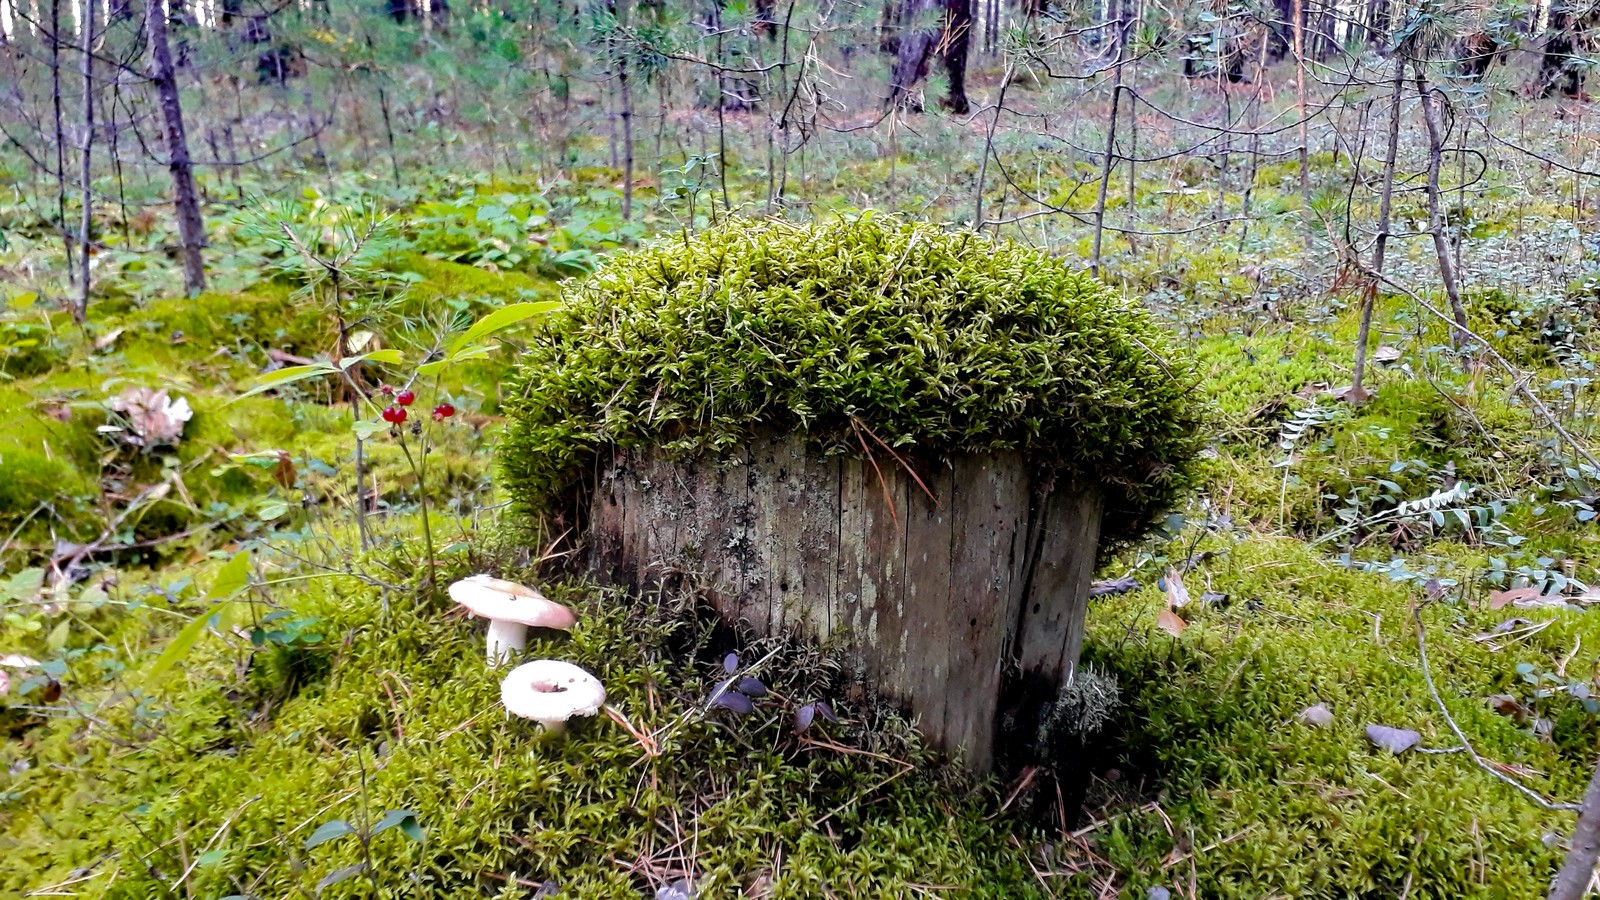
[1412,604,1580,812]
[1161,824,1258,870]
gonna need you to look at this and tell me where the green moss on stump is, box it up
[500,216,1204,546]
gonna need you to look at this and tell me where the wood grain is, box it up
[588,430,1102,771]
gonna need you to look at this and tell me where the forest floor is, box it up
[3,79,1600,899]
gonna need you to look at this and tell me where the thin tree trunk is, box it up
[1238,31,1268,252]
[1350,52,1405,403]
[1549,757,1600,900]
[51,0,75,284]
[973,62,1013,228]
[75,0,94,321]
[1294,0,1310,248]
[620,57,634,220]
[715,25,730,210]
[377,82,402,187]
[1412,60,1467,346]
[1089,13,1127,279]
[1124,9,1137,246]
[146,0,207,294]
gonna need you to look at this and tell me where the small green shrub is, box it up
[500,215,1205,547]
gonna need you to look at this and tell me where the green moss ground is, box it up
[2,566,1040,898]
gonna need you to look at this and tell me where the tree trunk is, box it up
[617,0,634,220]
[1412,60,1468,346]
[51,0,75,285]
[145,0,207,295]
[1549,756,1600,900]
[75,0,94,321]
[1266,0,1293,59]
[1089,12,1127,278]
[1539,4,1584,98]
[620,61,634,219]
[941,0,972,114]
[1366,0,1390,41]
[1294,0,1310,248]
[1350,52,1405,403]
[886,0,972,112]
[588,430,1104,773]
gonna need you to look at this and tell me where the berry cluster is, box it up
[378,385,455,427]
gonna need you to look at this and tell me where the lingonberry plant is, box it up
[235,299,560,585]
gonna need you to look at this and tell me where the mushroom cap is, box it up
[501,660,607,723]
[449,574,577,629]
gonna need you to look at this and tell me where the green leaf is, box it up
[304,819,356,849]
[449,301,560,354]
[352,420,384,440]
[338,348,405,370]
[1,568,43,602]
[206,552,252,602]
[45,619,69,650]
[316,863,366,894]
[417,347,485,377]
[146,605,220,681]
[416,345,491,378]
[371,809,424,842]
[234,364,338,402]
[196,848,227,867]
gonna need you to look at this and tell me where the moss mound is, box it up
[499,216,1204,546]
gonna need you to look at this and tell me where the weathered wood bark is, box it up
[588,431,1102,771]
[146,0,207,294]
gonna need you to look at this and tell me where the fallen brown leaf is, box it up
[1157,608,1187,638]
[1490,586,1542,610]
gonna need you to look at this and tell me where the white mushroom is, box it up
[449,575,577,665]
[500,660,607,735]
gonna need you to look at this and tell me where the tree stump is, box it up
[588,430,1103,771]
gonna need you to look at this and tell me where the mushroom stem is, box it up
[536,718,568,735]
[485,619,528,664]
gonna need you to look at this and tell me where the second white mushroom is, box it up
[500,660,607,735]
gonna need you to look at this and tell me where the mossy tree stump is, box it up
[589,431,1101,769]
[500,217,1202,774]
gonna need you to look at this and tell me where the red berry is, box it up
[432,403,455,421]
[379,384,395,396]
[382,405,407,424]
[395,390,415,406]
